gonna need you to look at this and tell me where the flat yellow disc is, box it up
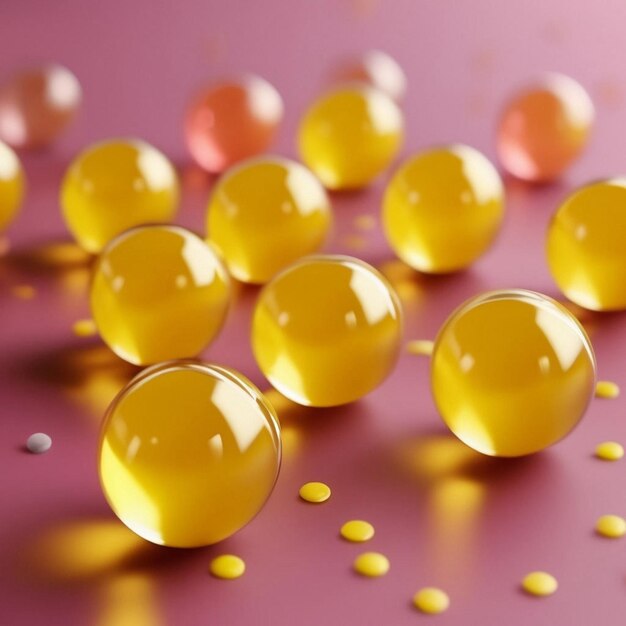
[299,482,331,503]
[595,441,624,461]
[210,555,246,579]
[521,571,558,597]
[596,381,620,399]
[340,520,374,542]
[353,552,390,577]
[595,514,626,538]
[412,587,450,614]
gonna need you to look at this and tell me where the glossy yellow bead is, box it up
[61,139,179,253]
[547,179,626,311]
[595,380,620,399]
[0,140,25,231]
[91,225,230,365]
[595,514,626,538]
[521,571,558,597]
[299,481,331,503]
[412,588,450,614]
[252,255,403,407]
[431,289,596,457]
[353,552,390,577]
[595,441,624,461]
[209,555,246,579]
[340,520,375,542]
[99,361,281,547]
[382,145,504,273]
[207,156,332,283]
[298,85,403,190]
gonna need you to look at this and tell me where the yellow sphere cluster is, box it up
[91,225,230,365]
[383,144,504,273]
[547,178,626,311]
[252,255,403,407]
[61,139,179,252]
[0,140,25,231]
[298,85,403,190]
[207,156,332,283]
[431,289,596,457]
[98,361,281,547]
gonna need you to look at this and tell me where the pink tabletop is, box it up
[1,1,626,624]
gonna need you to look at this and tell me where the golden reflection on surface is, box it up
[377,258,423,306]
[341,233,368,251]
[96,574,164,626]
[27,520,145,581]
[263,388,305,458]
[396,434,487,579]
[23,343,138,419]
[61,346,138,418]
[2,239,92,297]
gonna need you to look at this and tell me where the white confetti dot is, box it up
[26,433,52,454]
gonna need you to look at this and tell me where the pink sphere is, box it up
[185,75,283,173]
[0,64,82,150]
[497,74,594,183]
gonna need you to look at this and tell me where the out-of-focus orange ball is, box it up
[0,64,82,150]
[497,74,594,183]
[334,50,406,102]
[184,75,283,173]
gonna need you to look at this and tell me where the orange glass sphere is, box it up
[185,75,283,173]
[497,74,594,183]
[0,64,82,150]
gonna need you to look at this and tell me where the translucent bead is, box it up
[334,50,407,102]
[0,140,25,231]
[546,178,626,311]
[0,63,82,149]
[61,139,179,253]
[91,225,230,365]
[382,145,504,273]
[298,85,403,190]
[185,75,283,173]
[497,74,593,182]
[431,289,596,457]
[207,156,332,283]
[98,361,281,547]
[252,255,403,407]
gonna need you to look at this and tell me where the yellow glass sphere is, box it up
[252,255,403,407]
[91,225,230,365]
[382,144,504,273]
[0,140,25,230]
[297,85,403,190]
[546,178,626,311]
[207,156,332,283]
[431,289,596,457]
[99,361,281,547]
[61,139,179,253]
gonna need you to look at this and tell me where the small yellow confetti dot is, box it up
[353,214,376,231]
[413,587,450,614]
[72,318,97,337]
[521,571,558,597]
[406,339,434,357]
[340,520,375,542]
[11,284,36,300]
[209,555,246,579]
[596,381,620,399]
[299,481,331,503]
[353,552,390,577]
[595,514,626,538]
[595,441,624,461]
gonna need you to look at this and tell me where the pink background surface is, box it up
[1,1,626,624]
